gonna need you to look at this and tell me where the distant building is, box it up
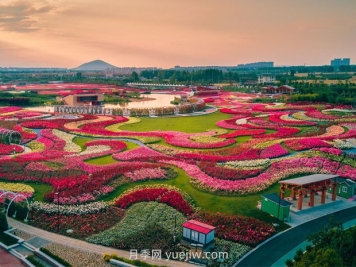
[258,74,276,84]
[261,85,294,94]
[58,92,104,106]
[237,61,274,69]
[331,58,350,67]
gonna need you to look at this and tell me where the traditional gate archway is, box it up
[0,190,30,228]
[0,127,22,145]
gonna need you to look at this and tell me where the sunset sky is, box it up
[0,0,355,68]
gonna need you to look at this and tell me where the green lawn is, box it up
[101,167,287,228]
[119,112,232,133]
[85,155,118,165]
[84,141,139,165]
[73,137,93,151]
[26,182,53,202]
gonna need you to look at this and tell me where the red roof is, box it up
[182,220,216,234]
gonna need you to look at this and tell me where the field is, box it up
[1,93,356,265]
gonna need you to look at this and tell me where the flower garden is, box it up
[1,93,356,265]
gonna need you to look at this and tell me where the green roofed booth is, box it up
[261,193,292,221]
[328,178,356,199]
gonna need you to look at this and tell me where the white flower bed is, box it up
[224,159,271,169]
[66,145,112,157]
[52,129,81,153]
[333,139,354,149]
[32,201,108,215]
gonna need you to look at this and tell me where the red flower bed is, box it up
[13,125,37,140]
[216,117,247,129]
[268,113,316,126]
[219,129,265,138]
[79,116,129,135]
[21,120,59,129]
[198,161,263,180]
[158,190,193,215]
[189,211,276,246]
[260,144,289,159]
[284,138,332,151]
[115,188,168,208]
[115,187,193,215]
[85,139,127,151]
[0,144,24,155]
[31,207,125,238]
[253,127,300,138]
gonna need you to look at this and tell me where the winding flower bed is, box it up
[114,185,194,215]
[189,211,275,246]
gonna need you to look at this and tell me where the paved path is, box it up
[8,218,193,267]
[0,248,26,267]
[235,204,356,267]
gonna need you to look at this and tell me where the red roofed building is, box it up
[182,220,216,247]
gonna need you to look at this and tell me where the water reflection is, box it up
[26,93,179,112]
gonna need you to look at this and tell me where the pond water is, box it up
[26,93,179,112]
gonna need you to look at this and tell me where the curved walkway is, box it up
[235,201,356,267]
[8,218,192,267]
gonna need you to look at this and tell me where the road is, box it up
[236,205,356,267]
[8,218,193,267]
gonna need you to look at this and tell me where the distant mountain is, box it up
[73,60,117,71]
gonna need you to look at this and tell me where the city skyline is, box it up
[0,0,355,68]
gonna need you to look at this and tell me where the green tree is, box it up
[131,71,139,82]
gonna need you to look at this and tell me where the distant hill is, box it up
[73,60,117,71]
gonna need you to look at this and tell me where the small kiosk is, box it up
[261,193,292,221]
[182,220,216,247]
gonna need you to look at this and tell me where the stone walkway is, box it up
[8,218,194,267]
[0,248,26,267]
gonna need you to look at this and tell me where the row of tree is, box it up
[287,218,356,267]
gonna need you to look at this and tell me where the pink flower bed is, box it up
[37,135,55,150]
[113,146,168,161]
[253,127,300,138]
[79,116,129,135]
[199,161,263,180]
[268,113,316,126]
[21,120,59,129]
[85,139,127,151]
[25,162,54,172]
[13,125,37,140]
[305,110,340,120]
[284,138,332,151]
[260,144,289,158]
[0,191,33,202]
[160,156,356,194]
[13,111,43,119]
[216,117,247,129]
[219,129,265,138]
[0,106,22,114]
[314,147,343,156]
[124,167,166,181]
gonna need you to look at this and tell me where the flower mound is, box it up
[190,211,276,247]
[115,187,193,215]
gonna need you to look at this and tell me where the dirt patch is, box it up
[128,97,156,102]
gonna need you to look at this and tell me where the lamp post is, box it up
[55,192,60,233]
[173,214,177,252]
